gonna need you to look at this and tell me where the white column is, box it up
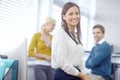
[37,0,54,31]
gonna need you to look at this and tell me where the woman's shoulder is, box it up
[54,27,65,35]
[32,32,41,38]
[33,32,41,36]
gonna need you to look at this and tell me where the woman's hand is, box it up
[82,75,90,80]
[44,55,51,62]
[34,53,51,62]
[78,72,90,80]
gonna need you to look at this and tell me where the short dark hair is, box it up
[93,24,105,34]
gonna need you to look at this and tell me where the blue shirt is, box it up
[85,41,112,80]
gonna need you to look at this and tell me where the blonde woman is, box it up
[28,17,56,80]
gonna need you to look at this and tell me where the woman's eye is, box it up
[69,13,73,15]
[75,12,79,15]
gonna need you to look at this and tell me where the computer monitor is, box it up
[0,37,27,80]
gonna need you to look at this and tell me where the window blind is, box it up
[0,0,38,38]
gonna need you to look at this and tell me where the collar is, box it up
[95,38,105,46]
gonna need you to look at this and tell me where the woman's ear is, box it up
[62,15,66,20]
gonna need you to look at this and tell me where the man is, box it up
[85,24,112,80]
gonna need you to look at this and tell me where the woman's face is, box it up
[62,6,80,27]
[46,23,55,32]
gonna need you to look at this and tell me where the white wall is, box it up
[95,0,120,53]
[37,0,54,31]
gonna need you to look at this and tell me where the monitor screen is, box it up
[0,37,27,80]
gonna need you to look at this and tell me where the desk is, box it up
[111,53,120,80]
[111,53,120,64]
[27,57,52,80]
[27,57,36,80]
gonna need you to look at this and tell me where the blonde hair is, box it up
[43,17,56,25]
[40,17,56,34]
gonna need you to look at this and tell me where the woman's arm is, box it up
[78,72,90,80]
[28,33,38,57]
[34,53,51,62]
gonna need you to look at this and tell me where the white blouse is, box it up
[51,27,85,76]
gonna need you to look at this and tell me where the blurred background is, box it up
[1,0,120,52]
[0,0,120,80]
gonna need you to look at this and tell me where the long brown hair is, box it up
[61,2,82,44]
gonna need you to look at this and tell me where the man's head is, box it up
[93,24,105,42]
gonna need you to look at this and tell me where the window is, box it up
[0,0,38,47]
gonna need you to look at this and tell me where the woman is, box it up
[51,2,90,80]
[28,17,56,80]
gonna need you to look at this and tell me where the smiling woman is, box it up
[51,2,90,80]
[52,0,92,51]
